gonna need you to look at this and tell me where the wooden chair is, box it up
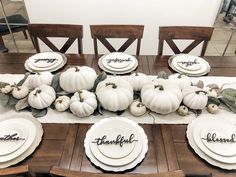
[90,25,144,55]
[0,165,32,177]
[50,166,185,177]
[28,24,83,54]
[158,26,214,56]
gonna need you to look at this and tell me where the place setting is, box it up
[98,52,138,74]
[168,54,211,76]
[0,114,43,168]
[24,52,67,73]
[187,116,236,170]
[84,117,148,172]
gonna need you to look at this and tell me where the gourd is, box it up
[141,79,182,114]
[168,73,191,90]
[207,104,219,114]
[129,100,147,117]
[55,96,70,112]
[96,77,133,112]
[127,73,151,91]
[26,72,53,89]
[182,86,208,110]
[177,105,189,116]
[1,84,12,94]
[60,66,97,93]
[70,90,97,117]
[28,85,56,109]
[12,85,29,99]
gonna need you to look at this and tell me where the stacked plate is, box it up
[25,52,67,72]
[84,117,148,172]
[0,114,43,168]
[168,54,210,76]
[187,116,236,170]
[98,52,138,74]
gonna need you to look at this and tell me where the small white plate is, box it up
[0,118,36,163]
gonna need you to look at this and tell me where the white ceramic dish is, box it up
[0,118,36,163]
[187,117,236,170]
[89,119,143,166]
[84,117,148,172]
[0,114,43,168]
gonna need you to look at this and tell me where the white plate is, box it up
[0,114,43,168]
[84,117,148,172]
[98,56,138,74]
[0,118,36,163]
[187,117,236,170]
[25,53,67,73]
[89,119,143,166]
[101,52,136,71]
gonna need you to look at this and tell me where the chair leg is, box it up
[23,30,28,39]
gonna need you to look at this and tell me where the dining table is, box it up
[1,53,236,177]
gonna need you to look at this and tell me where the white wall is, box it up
[24,0,222,55]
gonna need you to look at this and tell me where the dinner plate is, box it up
[89,118,143,166]
[0,118,36,163]
[187,117,236,170]
[84,117,148,172]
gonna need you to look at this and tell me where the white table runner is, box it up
[1,74,236,124]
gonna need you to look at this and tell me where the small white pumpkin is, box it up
[26,72,53,89]
[203,87,218,97]
[12,85,29,99]
[127,73,151,91]
[60,66,97,93]
[141,79,182,114]
[177,105,189,116]
[1,84,12,94]
[182,86,208,110]
[28,85,56,109]
[70,90,97,117]
[129,100,147,117]
[168,73,192,90]
[55,96,70,112]
[96,77,133,112]
[207,104,219,114]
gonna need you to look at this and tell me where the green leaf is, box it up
[116,110,125,115]
[31,108,48,118]
[221,88,236,103]
[188,108,202,117]
[51,72,63,92]
[0,93,9,106]
[133,91,140,100]
[15,97,29,111]
[8,95,18,106]
[157,71,169,79]
[91,72,107,92]
[219,97,236,113]
[17,72,30,86]
[207,96,220,106]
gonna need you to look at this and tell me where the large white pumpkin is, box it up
[60,66,97,93]
[168,73,192,90]
[26,72,53,89]
[70,90,97,117]
[28,85,56,109]
[96,77,133,112]
[127,73,151,91]
[141,79,182,114]
[182,86,208,110]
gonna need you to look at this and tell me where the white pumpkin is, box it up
[127,73,151,91]
[55,96,70,112]
[168,73,192,90]
[70,90,97,117]
[177,105,189,116]
[182,86,208,110]
[203,87,218,97]
[26,72,53,89]
[96,77,133,112]
[12,85,29,99]
[1,84,12,94]
[60,66,97,93]
[28,85,56,109]
[129,100,146,117]
[141,79,182,114]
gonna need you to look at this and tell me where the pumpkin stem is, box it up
[135,73,139,76]
[177,74,185,79]
[34,89,41,96]
[195,90,207,95]
[105,82,117,89]
[75,67,80,72]
[137,102,145,107]
[78,90,84,102]
[154,85,164,91]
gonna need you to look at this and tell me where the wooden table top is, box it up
[1,53,236,177]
